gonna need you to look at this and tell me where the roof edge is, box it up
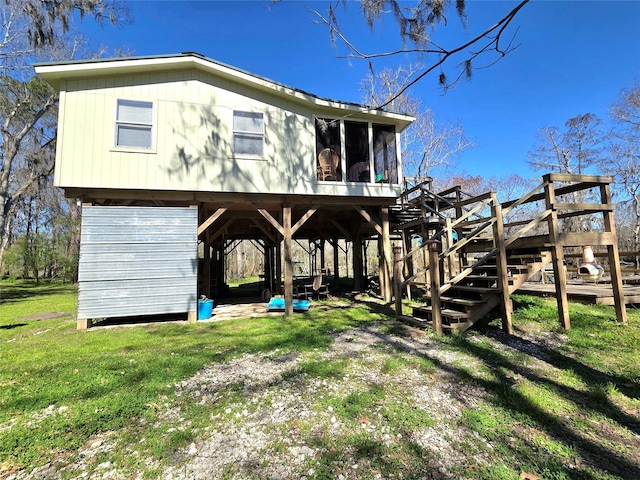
[34,52,415,127]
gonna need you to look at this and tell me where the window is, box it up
[233,111,264,156]
[115,99,153,149]
[315,118,341,181]
[373,124,398,184]
[345,121,370,182]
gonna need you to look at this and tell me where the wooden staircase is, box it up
[409,248,553,332]
[391,174,628,333]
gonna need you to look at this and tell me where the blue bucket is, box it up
[197,299,214,320]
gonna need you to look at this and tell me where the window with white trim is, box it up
[233,111,264,156]
[115,99,153,149]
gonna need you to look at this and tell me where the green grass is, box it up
[0,279,380,474]
[1,280,640,479]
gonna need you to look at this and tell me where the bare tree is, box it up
[0,0,125,270]
[311,0,530,106]
[527,113,604,176]
[527,113,605,233]
[604,82,640,260]
[361,64,473,178]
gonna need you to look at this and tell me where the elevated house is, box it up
[35,53,415,329]
[36,53,630,334]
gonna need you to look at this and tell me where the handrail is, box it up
[450,199,494,230]
[439,219,495,260]
[503,209,552,248]
[501,180,548,216]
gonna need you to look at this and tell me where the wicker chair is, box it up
[317,148,340,181]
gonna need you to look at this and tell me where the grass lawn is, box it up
[0,279,639,479]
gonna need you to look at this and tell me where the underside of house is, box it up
[74,172,628,332]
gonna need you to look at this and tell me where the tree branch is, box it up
[312,0,529,108]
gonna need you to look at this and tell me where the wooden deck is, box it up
[517,281,640,306]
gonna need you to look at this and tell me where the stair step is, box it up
[397,315,460,331]
[440,296,485,307]
[457,275,514,287]
[412,305,471,321]
[464,275,499,280]
[507,253,550,260]
[448,285,500,294]
[421,295,485,308]
[477,264,529,273]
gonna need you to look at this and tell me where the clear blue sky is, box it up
[76,0,640,181]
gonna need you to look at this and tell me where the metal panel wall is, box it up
[77,206,198,320]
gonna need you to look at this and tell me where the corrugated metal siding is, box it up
[77,206,198,320]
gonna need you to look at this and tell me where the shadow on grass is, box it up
[0,323,27,329]
[0,280,76,305]
[371,324,640,480]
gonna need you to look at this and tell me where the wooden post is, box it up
[275,242,282,295]
[353,226,363,291]
[426,239,443,335]
[544,176,571,330]
[188,203,199,323]
[403,229,413,301]
[378,237,385,297]
[77,318,93,330]
[283,205,293,315]
[600,183,628,324]
[393,246,403,318]
[491,196,513,335]
[203,231,211,298]
[381,206,393,303]
[332,238,340,281]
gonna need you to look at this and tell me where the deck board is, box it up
[517,281,640,306]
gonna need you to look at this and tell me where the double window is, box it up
[233,111,264,157]
[115,99,153,149]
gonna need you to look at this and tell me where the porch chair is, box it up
[303,272,330,300]
[317,148,340,181]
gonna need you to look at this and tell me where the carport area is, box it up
[197,192,396,314]
[71,191,398,329]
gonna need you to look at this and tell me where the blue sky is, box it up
[76,0,640,180]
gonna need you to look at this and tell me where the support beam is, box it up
[257,208,285,236]
[600,183,627,324]
[291,207,318,235]
[545,181,571,330]
[198,204,230,236]
[330,238,340,281]
[353,225,363,291]
[381,206,392,303]
[402,229,414,300]
[276,242,282,295]
[354,207,383,236]
[77,318,93,330]
[203,230,211,298]
[426,240,443,335]
[393,246,403,318]
[252,217,279,244]
[491,195,513,334]
[210,218,235,243]
[283,205,294,315]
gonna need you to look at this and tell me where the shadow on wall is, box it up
[165,77,315,195]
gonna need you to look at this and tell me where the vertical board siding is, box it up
[77,206,198,320]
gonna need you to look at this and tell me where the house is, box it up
[35,53,415,328]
